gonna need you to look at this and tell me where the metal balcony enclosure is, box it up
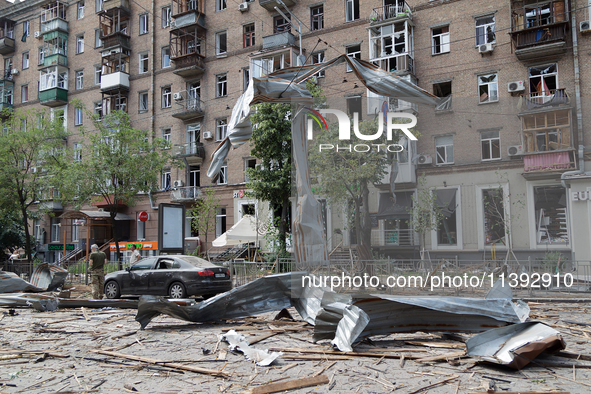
[369,1,412,24]
[259,0,296,11]
[103,0,131,12]
[102,34,131,50]
[39,88,68,106]
[171,53,205,77]
[262,32,296,50]
[41,18,69,34]
[520,88,569,111]
[101,71,130,91]
[170,186,200,202]
[172,97,205,121]
[0,36,14,55]
[0,19,15,55]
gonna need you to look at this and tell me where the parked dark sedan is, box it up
[104,255,232,299]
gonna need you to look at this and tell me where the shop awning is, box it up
[60,210,133,221]
[376,191,413,220]
[435,189,457,218]
[212,215,266,247]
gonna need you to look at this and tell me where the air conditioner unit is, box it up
[239,2,249,11]
[11,69,19,75]
[34,31,41,38]
[203,131,213,139]
[170,20,177,28]
[417,154,433,165]
[507,145,524,156]
[173,92,183,100]
[478,43,494,54]
[508,80,525,93]
[581,20,591,33]
[173,180,184,187]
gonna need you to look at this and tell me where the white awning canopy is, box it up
[211,215,266,247]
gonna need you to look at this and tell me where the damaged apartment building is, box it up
[1,0,590,264]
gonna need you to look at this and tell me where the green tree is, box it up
[56,109,174,269]
[0,108,68,264]
[189,187,220,258]
[0,208,26,255]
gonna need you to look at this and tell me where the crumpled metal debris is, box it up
[221,329,282,366]
[0,264,68,293]
[0,293,138,311]
[466,321,566,369]
[136,272,305,329]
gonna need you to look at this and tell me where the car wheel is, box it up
[169,282,186,299]
[104,281,121,299]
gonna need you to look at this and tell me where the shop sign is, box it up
[110,241,159,251]
[571,191,591,201]
[47,244,75,251]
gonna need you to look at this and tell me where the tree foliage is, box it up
[189,187,220,258]
[408,173,443,254]
[0,108,68,263]
[56,109,175,267]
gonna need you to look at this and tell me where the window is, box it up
[75,107,83,126]
[22,52,29,69]
[162,87,171,108]
[482,188,506,245]
[217,163,227,185]
[216,207,227,237]
[4,85,13,105]
[75,70,83,90]
[74,143,82,161]
[4,58,12,73]
[162,128,171,143]
[161,170,171,190]
[522,110,571,153]
[434,189,458,246]
[216,118,227,141]
[481,130,501,160]
[76,35,84,54]
[435,135,454,164]
[346,44,361,72]
[38,47,44,65]
[162,6,171,28]
[243,67,250,92]
[346,96,362,120]
[251,51,291,78]
[274,15,291,33]
[432,26,450,54]
[189,165,200,187]
[311,6,324,30]
[95,29,102,47]
[533,185,568,245]
[40,67,68,90]
[434,81,452,111]
[478,73,498,103]
[528,63,557,96]
[161,47,171,68]
[139,91,148,112]
[311,51,325,78]
[96,0,103,13]
[244,158,256,182]
[475,15,495,46]
[77,1,85,19]
[21,85,28,103]
[216,0,227,12]
[346,0,359,22]
[216,74,227,97]
[94,101,103,118]
[216,31,227,56]
[139,14,149,35]
[139,53,149,73]
[22,21,29,38]
[244,24,255,48]
[51,218,61,243]
[94,65,102,84]
[137,212,146,240]
[524,3,554,28]
[188,81,201,107]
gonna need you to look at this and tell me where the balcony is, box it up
[371,53,414,75]
[103,0,131,12]
[172,53,205,77]
[41,18,68,34]
[371,229,418,247]
[44,53,67,67]
[519,88,569,112]
[0,36,14,55]
[39,88,68,107]
[172,12,205,29]
[369,1,412,25]
[259,0,296,11]
[0,69,12,81]
[170,186,200,202]
[101,33,131,51]
[101,71,130,92]
[262,31,296,50]
[524,151,575,173]
[172,97,205,121]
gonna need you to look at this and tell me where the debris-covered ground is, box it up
[1,284,591,394]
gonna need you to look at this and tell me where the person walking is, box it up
[129,244,141,265]
[89,244,107,299]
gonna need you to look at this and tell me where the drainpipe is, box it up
[150,0,156,140]
[561,3,588,188]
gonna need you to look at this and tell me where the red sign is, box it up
[138,211,149,222]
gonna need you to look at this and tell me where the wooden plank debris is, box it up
[248,374,329,394]
[268,347,423,360]
[407,375,459,394]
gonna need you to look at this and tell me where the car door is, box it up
[121,257,156,294]
[148,258,177,295]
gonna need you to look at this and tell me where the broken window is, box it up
[529,64,557,97]
[476,15,495,46]
[483,189,505,244]
[369,23,409,72]
[435,135,453,165]
[478,73,498,103]
[435,188,458,246]
[346,96,362,120]
[433,80,452,111]
[522,110,571,152]
[432,26,450,54]
[346,44,361,72]
[273,15,291,33]
[534,185,568,244]
[251,51,291,78]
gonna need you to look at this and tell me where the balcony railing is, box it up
[172,97,205,120]
[41,18,68,34]
[262,31,296,50]
[524,151,575,172]
[371,53,414,75]
[0,36,15,55]
[170,186,200,202]
[39,87,68,106]
[103,0,131,12]
[511,23,568,49]
[44,53,68,67]
[370,229,418,247]
[370,1,412,24]
[101,71,130,91]
[520,88,569,111]
[174,141,205,157]
[171,53,205,78]
[101,33,131,50]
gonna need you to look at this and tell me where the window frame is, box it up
[161,46,171,68]
[435,135,454,165]
[76,35,84,54]
[475,15,495,46]
[216,118,227,141]
[311,5,324,30]
[217,163,228,185]
[162,6,172,28]
[139,52,149,74]
[216,31,227,56]
[94,29,102,48]
[243,23,255,48]
[216,74,227,97]
[346,44,361,72]
[139,13,149,35]
[527,182,570,248]
[478,72,499,104]
[480,129,501,161]
[311,51,325,78]
[216,0,227,12]
[77,1,85,19]
[20,85,28,103]
[162,86,172,109]
[273,15,291,33]
[74,107,84,126]
[38,47,44,65]
[431,25,450,55]
[75,70,83,90]
[345,0,359,22]
[94,65,102,85]
[139,91,149,113]
[430,186,463,250]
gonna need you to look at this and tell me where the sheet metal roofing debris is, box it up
[0,293,138,311]
[466,322,566,369]
[0,264,67,293]
[221,329,283,366]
